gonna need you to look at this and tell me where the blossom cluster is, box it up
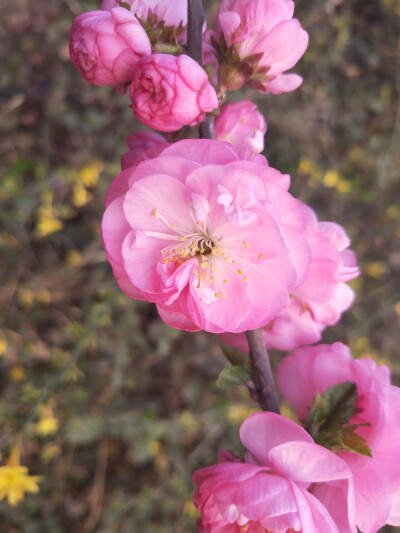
[194,344,400,533]
[69,0,308,132]
[67,1,400,532]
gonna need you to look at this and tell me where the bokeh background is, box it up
[1,0,399,531]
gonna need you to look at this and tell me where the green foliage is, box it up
[305,382,372,457]
[216,366,250,389]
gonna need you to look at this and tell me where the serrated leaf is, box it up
[341,425,372,457]
[305,381,357,441]
[216,366,250,389]
[304,382,373,458]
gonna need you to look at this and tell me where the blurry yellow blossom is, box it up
[73,182,92,208]
[37,289,52,306]
[62,364,84,382]
[66,249,83,267]
[18,288,34,309]
[147,440,163,457]
[364,261,386,279]
[78,162,103,187]
[0,446,41,506]
[10,365,26,382]
[36,406,59,437]
[178,410,198,431]
[394,302,400,317]
[0,338,7,357]
[323,169,351,194]
[297,157,319,176]
[40,444,61,464]
[227,405,257,424]
[36,193,63,237]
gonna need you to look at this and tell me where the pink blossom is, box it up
[69,8,151,87]
[277,343,400,533]
[221,206,359,351]
[193,412,356,533]
[121,101,267,169]
[102,139,316,333]
[121,131,167,170]
[129,54,219,132]
[214,101,267,153]
[101,0,188,27]
[213,0,308,93]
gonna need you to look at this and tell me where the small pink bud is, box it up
[215,100,267,153]
[69,8,151,87]
[129,54,219,132]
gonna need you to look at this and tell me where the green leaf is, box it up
[305,381,357,441]
[216,365,250,389]
[220,344,246,367]
[341,424,372,457]
[304,382,372,458]
[117,1,131,9]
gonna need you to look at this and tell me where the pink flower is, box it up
[121,101,267,169]
[277,343,400,533]
[102,139,315,333]
[221,207,359,352]
[214,101,267,153]
[193,412,356,533]
[213,0,308,93]
[129,54,219,132]
[69,8,151,87]
[101,0,188,27]
[121,131,167,170]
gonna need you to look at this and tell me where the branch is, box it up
[186,0,204,65]
[245,329,280,413]
[187,0,215,140]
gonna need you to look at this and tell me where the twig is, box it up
[245,329,280,413]
[186,0,205,65]
[186,0,215,140]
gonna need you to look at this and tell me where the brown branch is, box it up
[245,329,280,413]
[186,0,215,140]
[186,0,204,65]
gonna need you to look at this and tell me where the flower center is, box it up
[146,205,258,303]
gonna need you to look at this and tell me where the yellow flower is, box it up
[78,162,103,187]
[72,182,92,208]
[0,447,41,506]
[9,365,26,382]
[36,194,63,237]
[36,416,59,437]
[0,338,7,357]
[36,405,59,437]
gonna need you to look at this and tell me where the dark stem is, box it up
[187,0,215,140]
[199,117,214,139]
[186,0,204,65]
[245,329,280,413]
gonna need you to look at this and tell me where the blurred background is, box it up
[0,0,399,531]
